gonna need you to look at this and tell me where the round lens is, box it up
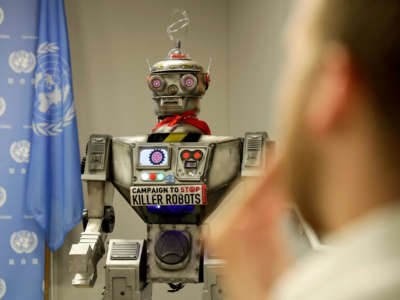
[157,173,165,181]
[180,74,197,90]
[184,78,194,87]
[152,79,161,88]
[168,84,178,95]
[181,151,191,160]
[193,151,203,160]
[148,75,165,91]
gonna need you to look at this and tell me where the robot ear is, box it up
[203,73,211,90]
[146,58,152,72]
[204,57,212,90]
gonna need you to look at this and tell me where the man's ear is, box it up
[306,44,357,136]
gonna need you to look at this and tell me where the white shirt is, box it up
[270,203,400,300]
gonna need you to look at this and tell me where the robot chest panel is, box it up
[111,135,242,191]
[133,142,210,184]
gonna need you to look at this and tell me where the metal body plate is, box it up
[130,185,207,206]
[105,239,150,300]
[147,224,202,283]
[110,241,141,261]
[111,135,242,224]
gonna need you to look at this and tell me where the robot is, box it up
[68,37,275,300]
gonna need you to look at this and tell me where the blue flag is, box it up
[26,0,83,251]
[1,1,46,298]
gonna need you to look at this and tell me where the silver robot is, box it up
[68,38,298,299]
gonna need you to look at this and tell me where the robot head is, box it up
[147,40,210,117]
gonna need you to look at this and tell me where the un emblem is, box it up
[10,230,38,254]
[32,42,75,136]
[0,278,6,299]
[0,97,6,117]
[9,50,36,74]
[10,140,30,163]
[0,7,4,25]
[0,186,6,208]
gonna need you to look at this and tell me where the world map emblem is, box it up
[0,7,4,25]
[0,278,6,299]
[10,230,38,254]
[9,50,36,74]
[0,186,6,208]
[0,97,6,117]
[32,42,75,136]
[10,140,30,163]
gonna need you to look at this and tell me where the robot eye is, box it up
[184,78,194,87]
[152,79,161,88]
[180,74,197,91]
[203,73,210,90]
[148,75,165,91]
[181,151,191,160]
[193,151,203,160]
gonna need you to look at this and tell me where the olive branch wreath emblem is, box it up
[32,42,75,136]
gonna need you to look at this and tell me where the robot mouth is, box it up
[158,97,184,107]
[153,96,197,100]
[154,96,198,115]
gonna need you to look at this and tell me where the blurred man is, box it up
[207,0,400,299]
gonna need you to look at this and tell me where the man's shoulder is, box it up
[270,249,400,300]
[270,214,400,300]
[271,204,400,300]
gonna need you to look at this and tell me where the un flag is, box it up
[26,0,83,251]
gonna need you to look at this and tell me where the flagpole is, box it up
[44,245,50,300]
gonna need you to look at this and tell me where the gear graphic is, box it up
[149,149,165,165]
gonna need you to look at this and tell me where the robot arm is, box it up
[241,132,321,255]
[69,135,114,287]
[241,132,273,177]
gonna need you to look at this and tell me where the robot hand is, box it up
[69,202,115,287]
[69,218,105,287]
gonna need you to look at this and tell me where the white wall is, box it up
[228,0,295,138]
[55,1,294,299]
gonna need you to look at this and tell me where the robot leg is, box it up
[104,239,152,300]
[202,256,225,300]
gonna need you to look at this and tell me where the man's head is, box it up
[280,0,400,234]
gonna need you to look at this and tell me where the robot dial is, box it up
[149,149,166,165]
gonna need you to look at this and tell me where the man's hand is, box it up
[204,156,291,300]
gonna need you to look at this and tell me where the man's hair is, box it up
[315,0,400,151]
